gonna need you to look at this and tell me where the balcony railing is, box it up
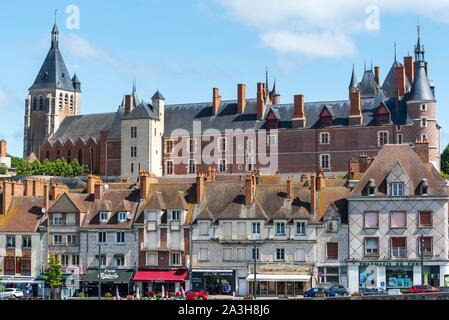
[391,247,407,258]
[219,233,262,241]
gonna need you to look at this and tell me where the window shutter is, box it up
[327,243,338,259]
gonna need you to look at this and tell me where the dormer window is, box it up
[420,179,429,196]
[171,210,181,221]
[367,179,376,196]
[99,212,110,223]
[391,182,405,197]
[118,212,127,222]
[275,222,286,235]
[326,220,338,233]
[319,105,333,127]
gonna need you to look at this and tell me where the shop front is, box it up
[191,270,235,295]
[133,269,188,297]
[247,274,311,297]
[80,269,134,297]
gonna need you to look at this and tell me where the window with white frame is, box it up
[188,138,197,153]
[146,252,158,266]
[218,159,227,173]
[365,238,379,256]
[130,146,137,157]
[169,252,181,266]
[199,248,209,261]
[6,236,15,248]
[364,211,379,228]
[53,213,64,225]
[131,127,137,139]
[296,221,306,235]
[326,220,338,233]
[320,154,330,170]
[99,212,109,223]
[378,131,389,146]
[165,140,174,153]
[171,210,181,221]
[252,248,260,261]
[53,234,62,245]
[391,182,405,197]
[71,255,79,266]
[420,117,427,128]
[397,133,403,144]
[275,248,285,261]
[115,254,125,267]
[66,213,76,225]
[319,132,330,144]
[218,137,227,151]
[188,159,196,174]
[165,160,174,175]
[295,248,305,262]
[116,232,125,244]
[275,222,286,235]
[22,236,32,248]
[252,222,261,235]
[118,212,127,222]
[199,222,209,235]
[66,235,76,246]
[266,135,278,146]
[98,232,107,244]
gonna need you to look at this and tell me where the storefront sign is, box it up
[100,269,120,280]
[359,261,421,267]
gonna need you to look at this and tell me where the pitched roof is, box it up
[48,192,92,213]
[350,144,447,197]
[0,196,45,232]
[381,60,411,98]
[122,102,159,120]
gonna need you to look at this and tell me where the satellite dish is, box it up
[41,208,47,214]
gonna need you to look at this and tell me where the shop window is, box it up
[391,237,407,258]
[199,248,209,261]
[390,211,406,228]
[364,211,379,228]
[318,267,340,284]
[146,252,158,266]
[419,211,432,228]
[326,242,338,260]
[365,238,379,256]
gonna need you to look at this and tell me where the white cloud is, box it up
[217,0,449,59]
[61,34,161,76]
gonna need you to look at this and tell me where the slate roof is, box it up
[350,144,447,197]
[29,24,75,92]
[122,102,159,120]
[381,61,411,98]
[408,61,435,102]
[359,70,378,98]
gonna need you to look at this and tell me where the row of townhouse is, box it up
[0,142,448,297]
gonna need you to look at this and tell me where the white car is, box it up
[0,288,24,299]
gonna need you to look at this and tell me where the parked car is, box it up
[0,288,24,299]
[360,288,388,296]
[185,289,208,300]
[304,287,334,298]
[327,285,349,296]
[409,285,439,294]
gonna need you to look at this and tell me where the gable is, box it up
[49,193,81,213]
[386,160,411,196]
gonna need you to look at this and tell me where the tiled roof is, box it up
[0,196,45,232]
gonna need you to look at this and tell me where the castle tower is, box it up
[406,24,440,170]
[23,23,81,158]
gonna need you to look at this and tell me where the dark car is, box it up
[327,285,349,296]
[304,287,334,298]
[360,288,387,296]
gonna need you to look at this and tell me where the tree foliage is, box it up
[441,144,449,175]
[43,254,63,289]
[11,157,84,177]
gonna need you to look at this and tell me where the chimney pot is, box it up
[257,83,265,119]
[213,88,221,116]
[374,66,381,87]
[0,140,7,158]
[237,84,246,114]
[403,56,415,86]
[124,94,134,114]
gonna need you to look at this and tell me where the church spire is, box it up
[51,10,59,48]
[349,64,359,91]
[414,21,425,62]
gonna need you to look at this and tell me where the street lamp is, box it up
[420,232,425,285]
[98,244,102,300]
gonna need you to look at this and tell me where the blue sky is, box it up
[1,0,449,157]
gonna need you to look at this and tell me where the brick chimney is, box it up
[196,173,205,204]
[50,183,68,200]
[286,177,295,200]
[124,94,135,114]
[358,154,369,173]
[94,183,104,200]
[395,65,406,98]
[292,94,306,128]
[2,180,12,214]
[310,174,317,214]
[348,158,360,179]
[212,87,221,116]
[207,166,216,182]
[12,181,24,197]
[300,174,308,184]
[374,66,381,87]
[87,175,102,194]
[415,139,429,164]
[245,175,254,206]
[237,83,246,114]
[404,56,414,86]
[316,168,326,190]
[256,83,265,119]
[0,139,6,158]
[349,90,362,125]
[43,183,50,210]
[139,171,157,200]
[24,179,34,196]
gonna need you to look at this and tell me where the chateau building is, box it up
[25,23,439,181]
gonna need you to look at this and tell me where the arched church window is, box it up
[78,149,83,164]
[39,96,44,110]
[59,93,63,109]
[56,150,61,159]
[70,95,74,111]
[32,97,37,111]
[65,94,69,106]
[67,150,72,163]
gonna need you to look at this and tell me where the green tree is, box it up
[442,144,449,175]
[0,164,7,175]
[43,254,63,289]
[11,156,85,177]
[70,159,84,176]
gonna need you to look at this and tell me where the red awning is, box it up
[133,270,188,282]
